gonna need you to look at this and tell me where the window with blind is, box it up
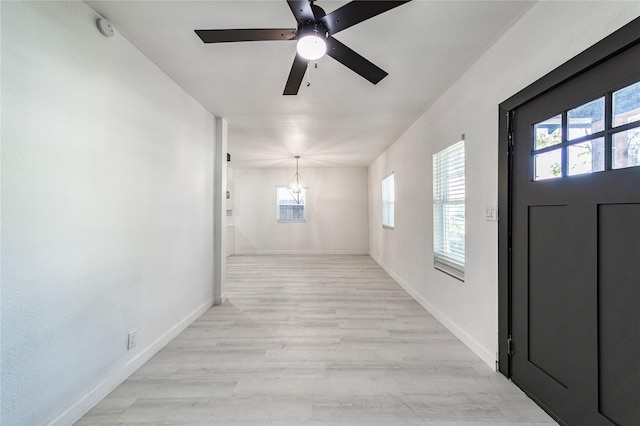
[381,173,394,229]
[277,186,306,223]
[433,141,465,280]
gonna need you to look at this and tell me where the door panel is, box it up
[597,203,640,425]
[528,205,569,388]
[511,41,640,425]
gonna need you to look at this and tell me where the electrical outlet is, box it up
[127,330,137,350]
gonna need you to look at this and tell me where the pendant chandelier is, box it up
[288,156,307,205]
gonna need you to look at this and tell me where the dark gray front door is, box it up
[511,41,640,425]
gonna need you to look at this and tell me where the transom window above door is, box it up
[532,80,640,181]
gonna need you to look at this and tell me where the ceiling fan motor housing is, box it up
[296,20,328,39]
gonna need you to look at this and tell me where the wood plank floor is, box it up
[77,255,555,425]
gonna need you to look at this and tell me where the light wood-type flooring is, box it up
[78,255,555,425]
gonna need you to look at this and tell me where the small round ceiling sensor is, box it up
[97,18,114,38]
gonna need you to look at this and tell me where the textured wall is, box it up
[1,2,215,424]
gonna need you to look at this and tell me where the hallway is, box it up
[78,255,555,425]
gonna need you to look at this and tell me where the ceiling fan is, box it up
[195,0,412,95]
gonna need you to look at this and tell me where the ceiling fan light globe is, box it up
[296,35,327,60]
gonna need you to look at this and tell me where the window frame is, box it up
[381,172,395,229]
[276,186,306,224]
[433,140,465,281]
[531,80,640,181]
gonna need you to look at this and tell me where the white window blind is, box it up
[382,173,394,229]
[277,186,306,223]
[433,141,465,280]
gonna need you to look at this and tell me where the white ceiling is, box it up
[86,0,534,168]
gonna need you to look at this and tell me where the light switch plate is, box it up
[485,206,498,221]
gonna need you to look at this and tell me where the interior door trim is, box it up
[497,17,640,378]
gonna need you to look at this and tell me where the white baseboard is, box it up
[50,297,215,426]
[214,292,228,306]
[370,253,496,369]
[234,249,369,255]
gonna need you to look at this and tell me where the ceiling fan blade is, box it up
[283,54,307,95]
[321,1,412,35]
[195,29,296,43]
[287,0,315,23]
[326,37,387,85]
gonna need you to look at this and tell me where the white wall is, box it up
[226,166,236,257]
[234,167,368,254]
[213,117,228,304]
[1,2,216,425]
[369,2,640,368]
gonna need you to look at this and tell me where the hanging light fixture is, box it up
[288,156,307,205]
